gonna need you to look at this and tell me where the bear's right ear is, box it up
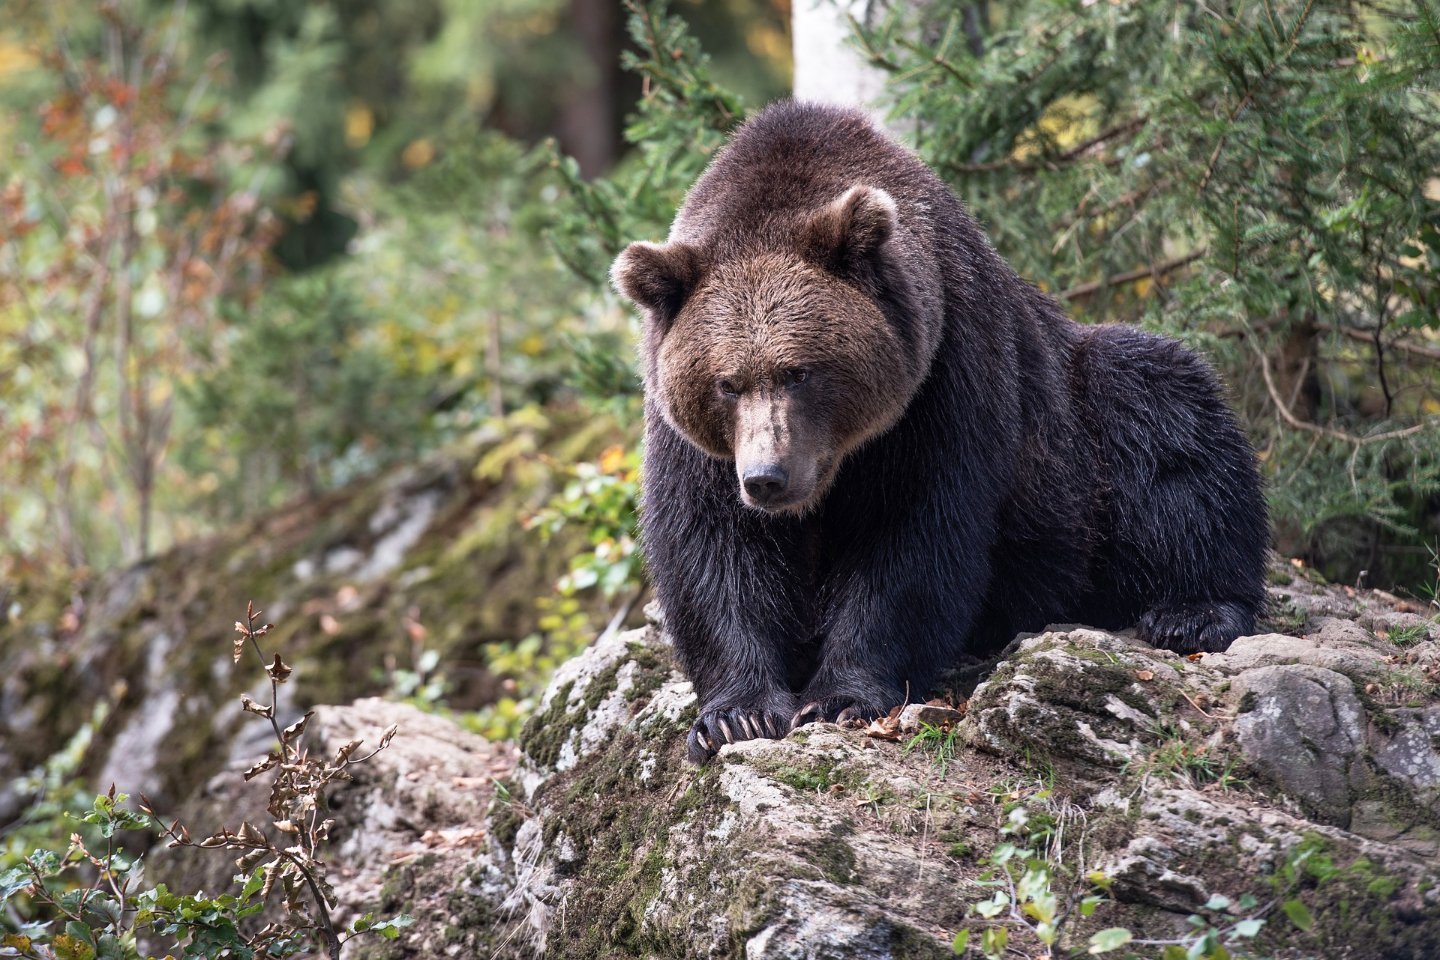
[611,241,704,331]
[801,185,899,277]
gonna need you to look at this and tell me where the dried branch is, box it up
[1252,336,1433,445]
[1060,249,1206,301]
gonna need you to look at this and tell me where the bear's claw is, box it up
[687,703,793,763]
[790,696,891,730]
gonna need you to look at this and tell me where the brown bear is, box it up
[612,101,1268,763]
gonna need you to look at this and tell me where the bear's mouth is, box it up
[740,487,813,514]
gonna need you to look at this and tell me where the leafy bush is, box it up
[0,603,412,959]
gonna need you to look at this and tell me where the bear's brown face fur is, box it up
[615,186,924,514]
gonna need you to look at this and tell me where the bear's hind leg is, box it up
[1137,599,1254,654]
[1078,327,1268,656]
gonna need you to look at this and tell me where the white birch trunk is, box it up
[791,0,918,137]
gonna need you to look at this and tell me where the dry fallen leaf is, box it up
[862,707,904,742]
[1135,669,1155,681]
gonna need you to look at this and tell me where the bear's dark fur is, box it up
[612,101,1268,762]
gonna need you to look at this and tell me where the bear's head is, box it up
[613,185,933,515]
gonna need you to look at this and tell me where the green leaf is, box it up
[1232,917,1265,937]
[1086,869,1114,892]
[0,865,34,902]
[1087,927,1134,953]
[973,893,1009,919]
[28,850,62,875]
[1204,893,1231,910]
[372,914,415,940]
[952,928,970,954]
[52,933,96,960]
[94,934,126,960]
[1282,898,1314,931]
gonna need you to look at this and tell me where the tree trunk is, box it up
[792,0,933,135]
[792,0,891,121]
[557,0,621,178]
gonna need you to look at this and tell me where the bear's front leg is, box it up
[664,600,800,762]
[794,472,995,730]
[687,682,799,763]
[642,418,810,762]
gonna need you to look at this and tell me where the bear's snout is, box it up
[742,463,789,505]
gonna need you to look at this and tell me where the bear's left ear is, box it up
[801,185,898,276]
[611,241,704,332]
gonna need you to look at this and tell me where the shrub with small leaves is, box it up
[0,602,413,960]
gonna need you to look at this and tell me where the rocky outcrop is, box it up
[315,569,1440,960]
[14,538,1440,955]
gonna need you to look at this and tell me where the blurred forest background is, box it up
[2,0,1439,721]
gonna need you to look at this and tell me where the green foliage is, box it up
[949,803,1372,957]
[1123,723,1247,793]
[0,1,276,567]
[180,274,433,517]
[530,445,643,599]
[1,705,109,874]
[903,721,963,776]
[948,784,1286,958]
[954,786,1107,958]
[0,604,413,959]
[549,0,748,288]
[863,0,1440,589]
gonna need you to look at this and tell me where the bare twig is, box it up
[1252,336,1433,445]
[1060,249,1206,301]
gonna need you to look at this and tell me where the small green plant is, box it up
[953,789,1108,959]
[949,783,1289,958]
[904,721,962,776]
[528,445,643,601]
[1123,725,1247,794]
[1417,542,1440,610]
[382,646,448,709]
[0,602,414,959]
[467,443,644,742]
[1,705,111,873]
[1386,622,1431,648]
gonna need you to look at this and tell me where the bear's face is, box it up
[655,254,913,513]
[614,187,924,514]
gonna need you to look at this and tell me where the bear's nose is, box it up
[743,464,789,503]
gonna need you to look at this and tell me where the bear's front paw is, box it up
[790,687,901,731]
[1137,600,1252,654]
[687,699,797,763]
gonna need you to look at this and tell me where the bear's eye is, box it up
[718,379,738,399]
[783,368,809,389]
